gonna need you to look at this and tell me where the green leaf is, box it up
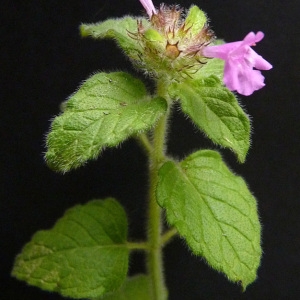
[197,57,224,81]
[45,72,167,172]
[197,39,225,81]
[80,17,149,61]
[97,274,152,300]
[156,150,261,289]
[169,76,250,162]
[185,6,207,36]
[12,198,129,299]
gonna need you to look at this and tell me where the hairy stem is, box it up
[161,228,178,247]
[127,241,149,250]
[147,81,170,300]
[137,133,153,155]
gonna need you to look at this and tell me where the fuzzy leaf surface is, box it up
[98,274,152,300]
[80,17,148,61]
[12,199,129,299]
[197,58,225,81]
[169,76,250,162]
[185,5,207,36]
[45,72,167,172]
[157,150,261,289]
[196,40,225,81]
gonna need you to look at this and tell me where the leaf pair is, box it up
[12,151,262,298]
[45,72,250,172]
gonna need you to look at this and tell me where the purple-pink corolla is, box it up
[138,0,272,95]
[203,31,272,96]
[139,0,156,17]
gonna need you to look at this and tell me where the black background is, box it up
[2,0,300,299]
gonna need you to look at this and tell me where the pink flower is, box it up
[139,0,157,18]
[203,32,272,96]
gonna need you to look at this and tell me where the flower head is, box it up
[134,0,214,78]
[136,1,272,93]
[203,32,272,95]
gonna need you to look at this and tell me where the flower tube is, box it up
[203,32,272,95]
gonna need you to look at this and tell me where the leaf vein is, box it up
[63,217,102,245]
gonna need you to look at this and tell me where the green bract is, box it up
[185,5,207,35]
[45,72,167,172]
[169,76,250,162]
[80,17,148,62]
[12,199,129,299]
[157,150,261,289]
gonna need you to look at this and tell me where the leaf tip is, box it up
[237,151,247,164]
[44,147,77,174]
[79,24,90,37]
[239,277,255,292]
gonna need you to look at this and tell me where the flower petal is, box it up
[202,31,272,95]
[223,59,266,96]
[243,31,264,46]
[202,41,242,60]
[223,61,237,91]
[246,48,273,70]
[139,0,157,17]
[238,69,266,96]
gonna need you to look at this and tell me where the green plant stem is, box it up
[147,81,170,300]
[127,242,149,250]
[137,133,153,155]
[147,117,167,300]
[161,228,178,247]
